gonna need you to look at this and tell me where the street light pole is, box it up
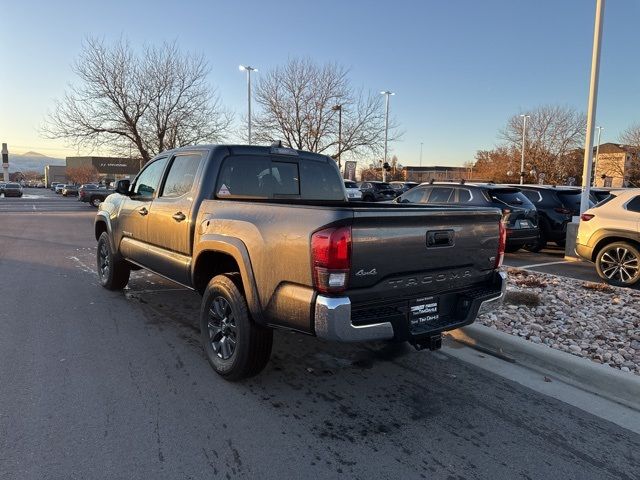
[239,65,257,144]
[420,142,423,167]
[332,104,342,170]
[580,0,605,214]
[519,114,530,185]
[593,126,603,186]
[380,91,394,182]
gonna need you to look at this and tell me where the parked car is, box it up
[62,184,79,197]
[343,180,362,201]
[511,185,592,251]
[55,184,66,194]
[95,143,506,380]
[0,182,5,195]
[396,182,539,252]
[389,181,419,195]
[358,181,398,201]
[576,189,640,286]
[79,184,114,207]
[3,183,23,197]
[36,182,45,188]
[50,182,60,191]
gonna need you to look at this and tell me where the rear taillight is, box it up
[495,221,506,268]
[554,207,572,215]
[311,226,351,294]
[581,213,595,221]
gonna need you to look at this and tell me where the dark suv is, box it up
[396,182,539,252]
[358,181,398,201]
[512,185,593,251]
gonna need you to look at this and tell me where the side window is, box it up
[458,188,472,202]
[132,157,168,199]
[427,187,454,203]
[362,183,370,189]
[402,187,428,203]
[160,154,202,198]
[522,190,542,203]
[627,196,640,213]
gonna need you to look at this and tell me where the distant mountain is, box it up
[7,152,65,173]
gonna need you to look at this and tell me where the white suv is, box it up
[344,180,362,200]
[576,189,640,286]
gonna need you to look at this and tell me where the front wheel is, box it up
[524,231,547,253]
[96,232,131,290]
[90,196,102,208]
[200,274,273,381]
[595,242,640,287]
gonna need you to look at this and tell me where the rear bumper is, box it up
[575,243,594,262]
[314,271,507,342]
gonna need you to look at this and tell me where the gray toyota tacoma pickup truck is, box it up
[95,144,506,380]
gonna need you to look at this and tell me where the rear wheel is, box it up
[200,274,273,380]
[595,242,640,287]
[90,196,102,208]
[96,232,130,290]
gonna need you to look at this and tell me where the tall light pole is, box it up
[419,142,423,167]
[519,114,530,185]
[593,125,603,186]
[239,65,257,144]
[580,0,605,214]
[380,90,395,182]
[332,104,343,170]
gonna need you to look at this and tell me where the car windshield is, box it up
[344,181,357,188]
[6,183,20,188]
[373,183,392,190]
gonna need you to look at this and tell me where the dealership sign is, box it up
[89,157,140,175]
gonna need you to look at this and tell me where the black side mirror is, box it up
[115,179,131,195]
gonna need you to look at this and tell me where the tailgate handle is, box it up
[426,230,454,247]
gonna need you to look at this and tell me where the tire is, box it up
[595,241,640,287]
[90,196,102,208]
[363,195,374,202]
[504,244,522,253]
[524,231,547,253]
[200,274,273,381]
[96,232,130,290]
[555,240,566,248]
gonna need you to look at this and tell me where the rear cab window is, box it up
[215,155,345,201]
[344,181,358,189]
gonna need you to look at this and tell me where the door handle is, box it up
[172,212,186,222]
[138,207,148,216]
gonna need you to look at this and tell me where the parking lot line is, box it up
[515,260,571,269]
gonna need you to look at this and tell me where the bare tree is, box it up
[44,38,232,164]
[66,165,99,184]
[252,58,400,159]
[499,105,586,183]
[620,123,640,147]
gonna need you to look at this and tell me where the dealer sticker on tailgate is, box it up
[409,296,439,331]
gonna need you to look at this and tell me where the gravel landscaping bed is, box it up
[478,268,640,375]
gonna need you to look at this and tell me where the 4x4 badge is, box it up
[356,268,377,276]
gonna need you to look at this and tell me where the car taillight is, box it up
[554,207,572,215]
[495,221,506,268]
[311,226,351,294]
[581,213,595,221]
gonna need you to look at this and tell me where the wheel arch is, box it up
[192,238,264,324]
[591,235,640,262]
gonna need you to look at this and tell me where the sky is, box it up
[1,0,639,167]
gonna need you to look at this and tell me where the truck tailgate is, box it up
[348,206,501,298]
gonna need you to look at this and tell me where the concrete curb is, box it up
[446,323,640,412]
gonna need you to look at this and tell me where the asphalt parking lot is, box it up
[1,193,639,479]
